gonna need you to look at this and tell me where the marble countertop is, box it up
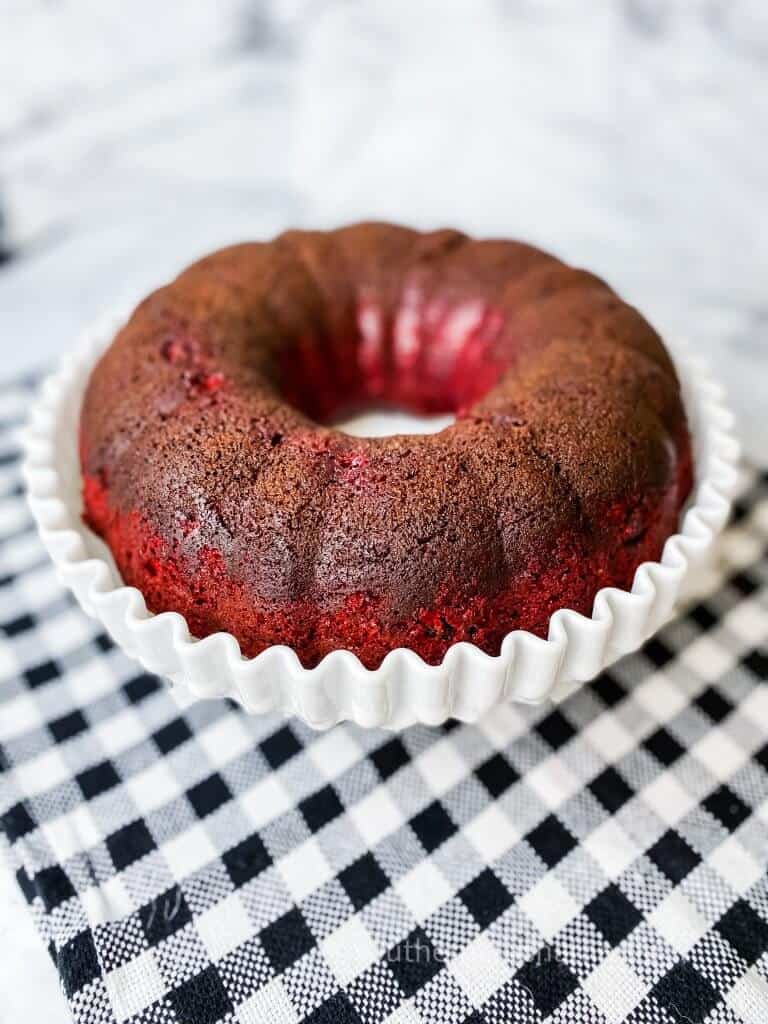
[1,1,766,1019]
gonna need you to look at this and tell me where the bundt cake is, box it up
[80,222,693,669]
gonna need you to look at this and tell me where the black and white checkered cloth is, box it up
[2,371,768,1024]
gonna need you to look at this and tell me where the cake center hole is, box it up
[280,295,509,428]
[333,408,456,438]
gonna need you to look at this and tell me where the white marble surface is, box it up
[1,1,767,1019]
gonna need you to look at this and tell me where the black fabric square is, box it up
[460,868,513,928]
[35,865,76,912]
[371,737,410,780]
[2,612,35,636]
[410,801,457,854]
[591,672,627,708]
[187,773,232,819]
[16,865,36,904]
[535,709,576,750]
[152,716,192,754]
[756,742,768,774]
[59,929,100,998]
[644,727,685,767]
[24,659,60,689]
[731,573,759,598]
[77,760,121,800]
[140,885,193,944]
[122,672,161,704]
[305,991,363,1024]
[260,725,302,769]
[688,602,717,630]
[730,500,749,524]
[223,833,272,888]
[653,960,718,1021]
[717,900,768,964]
[169,965,232,1024]
[743,648,768,680]
[387,927,442,997]
[300,785,344,833]
[695,686,733,723]
[589,766,634,814]
[49,709,88,743]
[648,830,701,884]
[526,815,577,868]
[476,753,519,798]
[703,784,750,832]
[644,638,674,668]
[260,907,315,973]
[586,884,643,946]
[1,801,36,841]
[106,819,156,871]
[517,950,577,1018]
[94,632,115,652]
[339,852,389,911]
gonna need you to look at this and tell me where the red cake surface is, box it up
[80,223,693,669]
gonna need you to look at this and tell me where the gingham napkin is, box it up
[2,371,768,1024]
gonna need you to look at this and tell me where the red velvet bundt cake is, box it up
[80,223,693,669]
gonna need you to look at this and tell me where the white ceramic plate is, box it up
[23,309,740,729]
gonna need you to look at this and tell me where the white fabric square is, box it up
[726,966,768,1024]
[161,822,219,880]
[0,688,42,741]
[93,706,149,760]
[582,713,636,763]
[632,673,689,723]
[67,658,121,708]
[349,786,404,847]
[691,729,748,782]
[478,704,529,747]
[237,978,299,1024]
[739,683,768,731]
[708,835,763,895]
[396,860,452,923]
[43,803,101,861]
[415,738,468,797]
[465,803,520,862]
[648,890,708,955]
[725,594,768,643]
[308,728,363,781]
[197,714,256,770]
[680,634,735,682]
[583,818,639,880]
[239,773,293,830]
[37,608,97,655]
[278,839,332,904]
[640,772,697,827]
[583,949,648,1024]
[81,874,135,927]
[104,951,166,1022]
[450,933,511,1005]
[14,745,70,797]
[125,759,180,817]
[197,892,254,961]
[525,753,583,810]
[321,916,380,986]
[518,874,579,941]
[719,532,763,574]
[381,1004,423,1024]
